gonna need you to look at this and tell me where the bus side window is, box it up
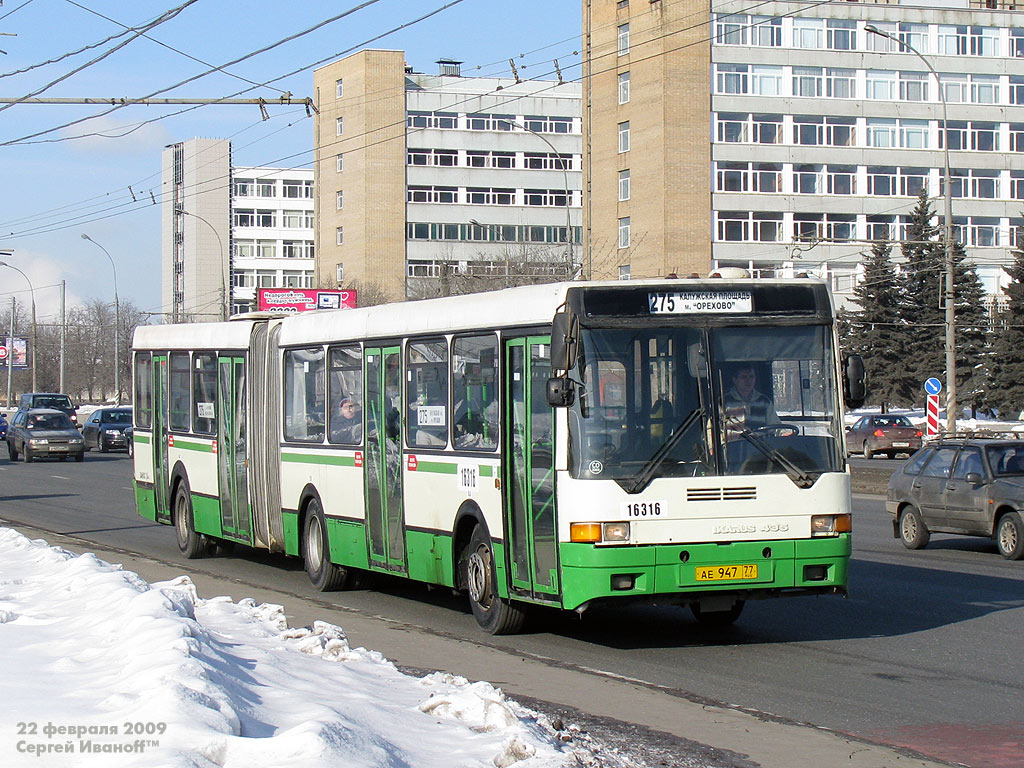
[452,335,498,451]
[283,347,326,442]
[407,339,448,448]
[134,352,153,429]
[168,352,191,432]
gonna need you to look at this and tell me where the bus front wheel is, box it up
[303,499,361,591]
[174,480,208,559]
[465,525,525,635]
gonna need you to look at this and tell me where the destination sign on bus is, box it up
[648,291,752,315]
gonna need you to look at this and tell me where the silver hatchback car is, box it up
[886,438,1024,560]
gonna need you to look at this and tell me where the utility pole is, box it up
[59,280,66,394]
[6,297,15,409]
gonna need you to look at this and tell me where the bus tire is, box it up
[898,505,929,550]
[465,524,525,635]
[174,479,207,559]
[303,499,356,591]
[690,600,745,627]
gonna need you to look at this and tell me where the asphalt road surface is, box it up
[1,451,1022,768]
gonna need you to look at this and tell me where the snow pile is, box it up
[0,528,611,768]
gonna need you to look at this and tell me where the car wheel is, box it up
[24,449,33,463]
[465,524,526,635]
[74,452,84,463]
[862,443,873,460]
[898,505,930,550]
[690,600,745,627]
[174,479,208,559]
[127,440,133,458]
[302,498,361,591]
[995,512,1024,560]
[99,437,109,453]
[8,442,17,461]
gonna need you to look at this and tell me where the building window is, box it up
[335,79,344,98]
[618,217,630,248]
[467,113,515,131]
[867,215,895,240]
[1011,123,1024,152]
[256,180,276,197]
[753,212,783,241]
[1011,76,1024,105]
[336,190,344,209]
[970,26,999,57]
[407,111,458,129]
[716,112,747,142]
[867,119,897,148]
[524,189,571,207]
[336,227,344,245]
[618,23,630,55]
[899,72,928,102]
[618,169,631,201]
[752,17,781,47]
[900,119,929,149]
[751,65,782,96]
[793,164,823,194]
[467,187,516,205]
[899,167,929,197]
[866,71,897,101]
[827,165,856,195]
[826,68,855,99]
[336,153,343,172]
[826,214,856,241]
[336,263,344,283]
[793,67,823,98]
[826,116,855,147]
[1012,29,1024,58]
[282,210,311,229]
[793,115,823,146]
[937,25,968,56]
[716,13,748,45]
[969,169,999,199]
[256,270,275,288]
[618,265,631,280]
[618,71,630,104]
[826,19,856,51]
[235,240,255,259]
[717,211,748,241]
[940,74,968,103]
[752,114,782,143]
[715,63,748,94]
[618,121,630,153]
[524,152,570,170]
[255,209,275,227]
[523,115,574,134]
[970,122,998,151]
[283,240,314,259]
[867,22,899,52]
[1011,171,1024,199]
[792,18,824,49]
[899,23,929,54]
[234,178,253,197]
[257,240,276,258]
[971,75,998,104]
[940,121,968,150]
[408,186,458,204]
[282,180,312,198]
[336,117,344,135]
[233,209,255,227]
[793,213,824,242]
[753,163,782,193]
[716,162,747,192]
[970,217,999,246]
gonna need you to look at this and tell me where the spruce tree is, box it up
[950,239,989,416]
[842,241,908,409]
[897,190,944,406]
[988,231,1024,416]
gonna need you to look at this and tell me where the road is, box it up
[1,451,1022,768]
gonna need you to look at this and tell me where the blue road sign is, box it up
[925,377,942,396]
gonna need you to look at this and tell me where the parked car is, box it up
[886,437,1024,559]
[7,408,85,462]
[17,392,79,427]
[846,414,923,459]
[125,425,134,457]
[81,406,132,452]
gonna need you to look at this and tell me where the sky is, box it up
[0,0,582,325]
[0,526,637,768]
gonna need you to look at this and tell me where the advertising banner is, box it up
[0,337,28,369]
[257,289,356,313]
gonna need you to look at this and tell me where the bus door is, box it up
[153,354,171,523]
[505,337,559,599]
[217,356,251,542]
[364,346,407,572]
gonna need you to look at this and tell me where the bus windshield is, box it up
[569,323,842,488]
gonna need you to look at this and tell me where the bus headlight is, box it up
[811,514,852,536]
[570,522,631,543]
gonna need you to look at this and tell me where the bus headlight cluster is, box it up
[811,514,852,536]
[570,522,630,543]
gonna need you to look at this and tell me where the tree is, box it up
[950,239,990,416]
[896,190,945,406]
[989,230,1024,416]
[841,241,909,410]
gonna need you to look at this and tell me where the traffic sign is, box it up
[926,394,940,437]
[0,345,7,361]
[924,377,942,396]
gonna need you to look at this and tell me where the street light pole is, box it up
[866,25,956,434]
[176,208,228,320]
[0,258,37,392]
[81,234,120,405]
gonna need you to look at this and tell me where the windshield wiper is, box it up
[623,408,705,494]
[726,419,815,488]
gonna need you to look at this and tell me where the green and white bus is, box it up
[132,278,865,634]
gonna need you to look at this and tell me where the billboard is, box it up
[0,337,28,369]
[257,289,356,313]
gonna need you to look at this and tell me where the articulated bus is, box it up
[132,278,865,634]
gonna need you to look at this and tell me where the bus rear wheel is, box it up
[303,499,361,591]
[465,525,525,635]
[174,480,208,559]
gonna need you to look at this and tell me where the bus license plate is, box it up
[695,564,758,582]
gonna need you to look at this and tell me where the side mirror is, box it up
[965,471,984,486]
[844,425,851,432]
[550,310,580,373]
[546,377,575,408]
[843,354,866,409]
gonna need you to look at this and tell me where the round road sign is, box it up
[924,377,942,396]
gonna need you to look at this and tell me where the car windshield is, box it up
[29,413,73,430]
[875,416,913,428]
[34,396,72,410]
[568,323,843,488]
[103,411,131,425]
[986,444,1024,475]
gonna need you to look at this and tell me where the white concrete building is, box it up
[161,139,315,319]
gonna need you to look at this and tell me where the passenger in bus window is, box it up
[724,364,779,433]
[330,397,362,443]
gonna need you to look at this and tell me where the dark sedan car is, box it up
[846,414,923,459]
[886,438,1024,559]
[7,408,85,462]
[81,407,132,452]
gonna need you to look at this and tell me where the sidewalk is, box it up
[11,523,952,768]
